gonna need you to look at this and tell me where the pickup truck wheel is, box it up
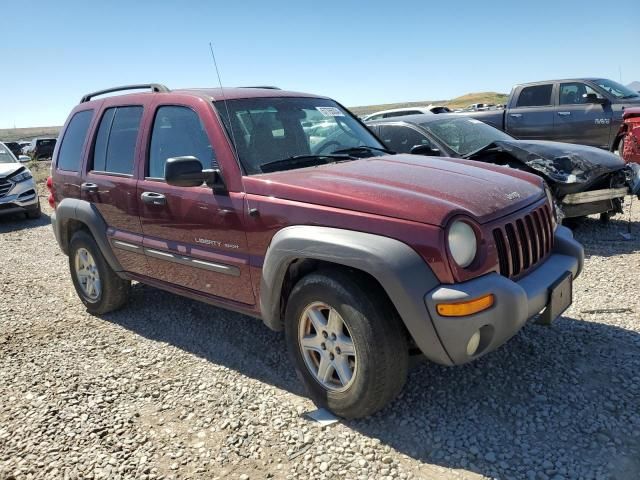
[284,270,408,419]
[68,230,130,315]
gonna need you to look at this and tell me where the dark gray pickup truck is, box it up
[463,78,640,152]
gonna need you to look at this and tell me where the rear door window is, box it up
[148,106,216,179]
[57,110,94,171]
[92,106,143,175]
[516,85,553,107]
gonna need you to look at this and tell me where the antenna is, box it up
[209,42,239,157]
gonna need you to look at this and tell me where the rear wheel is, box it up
[68,230,130,314]
[284,270,408,418]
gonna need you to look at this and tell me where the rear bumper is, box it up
[423,226,583,365]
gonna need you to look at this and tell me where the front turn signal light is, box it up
[436,294,494,317]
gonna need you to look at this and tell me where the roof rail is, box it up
[239,86,281,90]
[80,83,170,103]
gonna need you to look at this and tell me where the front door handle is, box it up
[141,191,166,206]
[557,111,571,116]
[509,113,522,118]
[80,182,98,193]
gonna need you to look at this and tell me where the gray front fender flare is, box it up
[260,226,453,365]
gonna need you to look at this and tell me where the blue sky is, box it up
[1,0,637,129]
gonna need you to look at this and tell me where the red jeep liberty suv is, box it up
[49,84,584,418]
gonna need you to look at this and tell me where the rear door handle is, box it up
[141,191,166,206]
[509,113,522,118]
[557,111,571,116]
[80,182,98,193]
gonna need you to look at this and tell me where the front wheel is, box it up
[284,270,409,419]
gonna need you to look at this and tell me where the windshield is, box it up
[0,144,18,163]
[215,97,385,174]
[420,117,513,156]
[594,79,639,99]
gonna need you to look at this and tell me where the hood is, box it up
[245,155,544,226]
[0,163,22,177]
[479,140,626,185]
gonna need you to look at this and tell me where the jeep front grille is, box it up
[0,179,12,198]
[493,204,554,279]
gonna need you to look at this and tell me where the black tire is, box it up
[25,200,41,219]
[618,138,625,157]
[68,230,130,314]
[284,269,409,419]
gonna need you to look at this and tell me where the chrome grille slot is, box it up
[0,179,12,198]
[493,204,554,279]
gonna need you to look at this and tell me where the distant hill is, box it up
[0,126,61,143]
[2,91,510,141]
[349,92,509,116]
[627,81,640,92]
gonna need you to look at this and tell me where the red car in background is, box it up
[620,107,640,164]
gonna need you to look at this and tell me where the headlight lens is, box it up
[448,220,478,268]
[544,183,558,229]
[11,170,32,183]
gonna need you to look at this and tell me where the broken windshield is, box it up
[420,117,513,156]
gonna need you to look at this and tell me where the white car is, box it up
[0,142,41,219]
[361,105,451,122]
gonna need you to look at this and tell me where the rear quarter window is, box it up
[57,110,94,171]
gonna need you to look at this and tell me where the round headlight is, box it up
[544,183,559,229]
[448,220,478,268]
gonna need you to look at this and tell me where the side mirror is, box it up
[583,93,607,104]
[164,156,227,193]
[18,155,31,163]
[410,144,441,156]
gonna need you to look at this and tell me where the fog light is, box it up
[466,331,481,356]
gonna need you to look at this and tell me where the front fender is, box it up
[260,225,454,366]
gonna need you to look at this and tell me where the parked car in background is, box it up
[366,114,640,221]
[49,83,583,418]
[361,105,451,121]
[0,142,41,219]
[2,141,23,158]
[459,103,497,112]
[458,78,640,152]
[618,107,640,164]
[24,137,57,160]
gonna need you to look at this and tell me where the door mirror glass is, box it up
[165,156,206,187]
[18,155,31,163]
[164,156,227,193]
[410,144,440,156]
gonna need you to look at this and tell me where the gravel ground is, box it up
[1,191,639,480]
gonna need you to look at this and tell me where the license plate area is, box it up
[539,271,573,325]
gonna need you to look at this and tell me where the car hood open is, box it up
[469,140,626,185]
[245,154,544,226]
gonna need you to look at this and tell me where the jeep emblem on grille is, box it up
[506,191,521,200]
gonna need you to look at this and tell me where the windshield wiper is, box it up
[260,154,355,173]
[331,145,394,156]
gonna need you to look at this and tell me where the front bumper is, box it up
[424,226,583,365]
[559,164,640,218]
[0,178,39,216]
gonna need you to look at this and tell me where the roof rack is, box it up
[80,83,170,103]
[239,86,281,90]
